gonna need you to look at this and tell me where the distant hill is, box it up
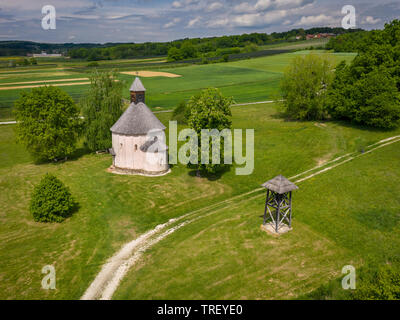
[0,41,126,56]
[0,27,363,58]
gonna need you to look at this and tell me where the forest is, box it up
[0,26,361,59]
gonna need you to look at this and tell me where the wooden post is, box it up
[275,194,280,232]
[289,191,292,228]
[263,190,269,225]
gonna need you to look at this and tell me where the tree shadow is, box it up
[66,200,81,219]
[32,146,94,166]
[352,209,400,232]
[270,112,398,133]
[187,165,231,181]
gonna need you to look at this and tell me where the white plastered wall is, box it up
[112,133,168,173]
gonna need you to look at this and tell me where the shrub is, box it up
[353,264,400,300]
[30,173,77,223]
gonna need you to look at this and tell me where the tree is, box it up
[14,86,80,161]
[30,173,77,223]
[171,101,190,124]
[280,53,335,120]
[326,20,400,128]
[180,42,198,59]
[167,47,183,61]
[327,66,400,128]
[80,70,124,151]
[187,88,233,175]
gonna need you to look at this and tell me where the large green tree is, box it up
[187,88,233,175]
[14,86,80,161]
[280,53,335,120]
[326,20,400,129]
[80,70,124,151]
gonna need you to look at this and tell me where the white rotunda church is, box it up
[109,77,169,176]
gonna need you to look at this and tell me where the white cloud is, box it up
[207,2,223,12]
[172,1,182,8]
[164,17,181,28]
[364,16,381,24]
[187,16,201,27]
[275,0,309,8]
[233,2,256,13]
[297,14,337,26]
[231,9,287,27]
[254,0,272,11]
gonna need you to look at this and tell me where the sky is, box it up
[0,0,399,43]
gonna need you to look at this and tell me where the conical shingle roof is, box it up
[110,102,165,135]
[261,175,298,194]
[130,77,146,92]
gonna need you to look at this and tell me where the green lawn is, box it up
[0,101,399,299]
[113,139,400,300]
[0,50,356,121]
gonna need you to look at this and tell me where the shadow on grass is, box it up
[187,165,231,181]
[352,209,400,232]
[33,146,94,166]
[66,200,81,221]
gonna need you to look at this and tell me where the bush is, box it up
[354,264,400,300]
[30,174,77,223]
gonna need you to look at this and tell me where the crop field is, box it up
[0,49,355,121]
[1,97,399,299]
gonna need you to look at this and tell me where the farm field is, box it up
[0,50,356,121]
[1,99,399,299]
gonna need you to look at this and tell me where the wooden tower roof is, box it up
[261,175,298,194]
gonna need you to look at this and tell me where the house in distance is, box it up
[109,77,169,176]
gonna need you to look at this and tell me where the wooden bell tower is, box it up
[130,77,146,104]
[261,175,298,234]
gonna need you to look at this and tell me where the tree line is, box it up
[67,27,359,61]
[281,20,400,129]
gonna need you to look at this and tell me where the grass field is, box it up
[114,140,400,299]
[0,99,399,299]
[0,50,356,121]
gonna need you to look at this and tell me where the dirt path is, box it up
[0,78,88,86]
[0,81,90,90]
[120,71,181,78]
[81,135,400,300]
